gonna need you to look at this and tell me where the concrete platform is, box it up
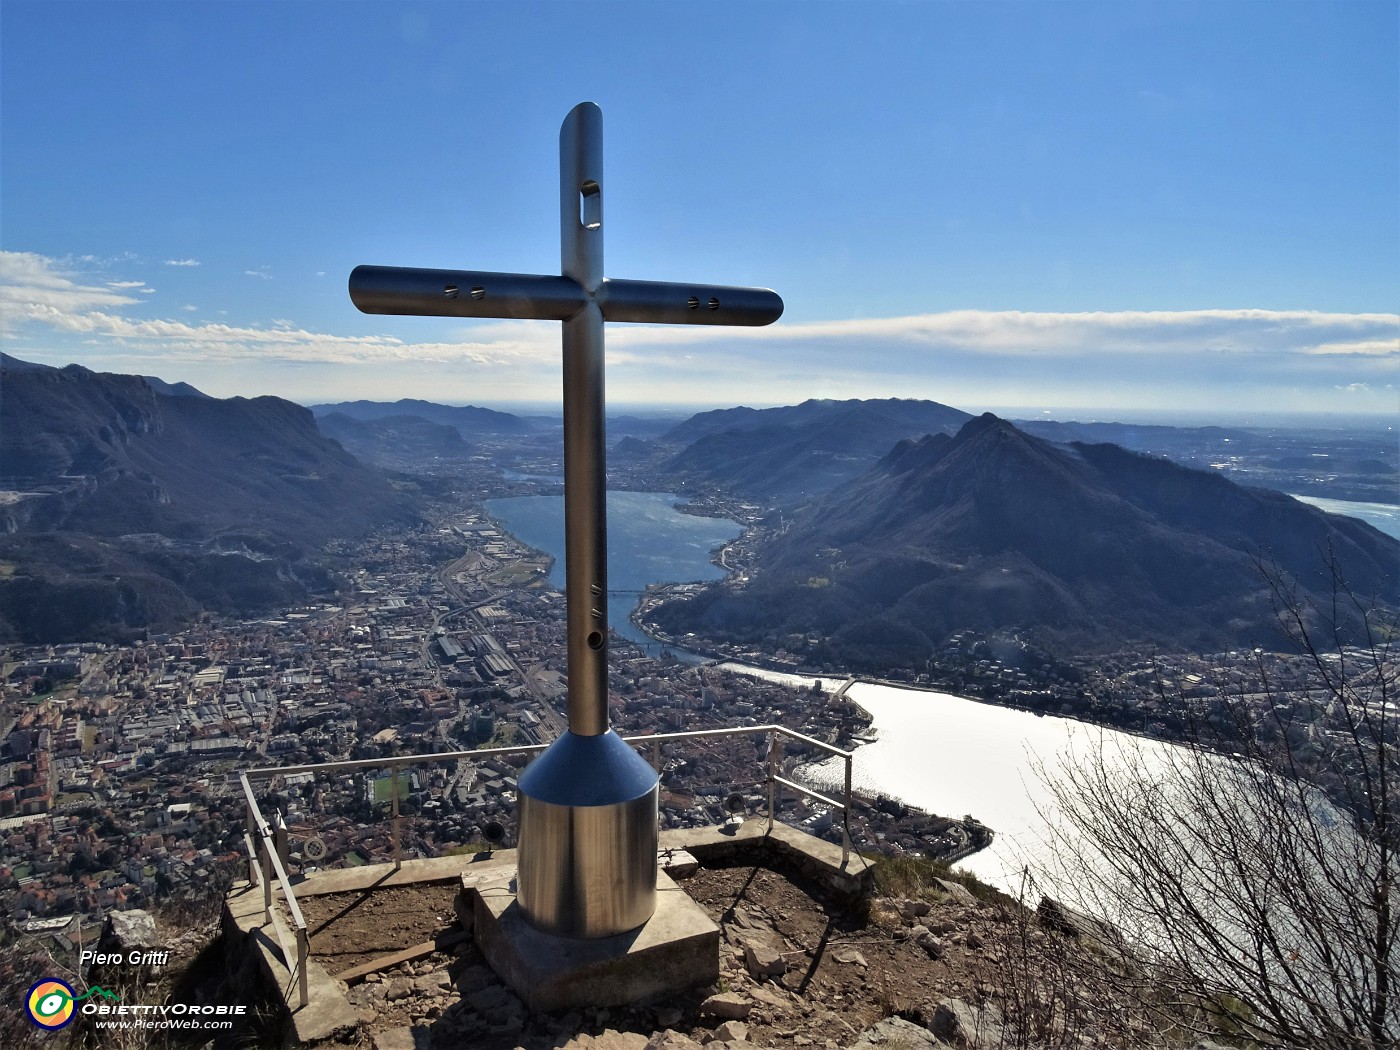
[289,850,511,897]
[220,819,862,1042]
[463,863,720,1013]
[224,881,360,1046]
[663,817,874,897]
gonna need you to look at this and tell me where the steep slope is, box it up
[0,356,419,642]
[649,414,1399,664]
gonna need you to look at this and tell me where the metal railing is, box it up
[239,775,311,1007]
[237,724,854,1008]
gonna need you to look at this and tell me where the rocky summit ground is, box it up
[314,856,1228,1050]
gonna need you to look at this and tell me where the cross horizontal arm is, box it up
[349,265,587,321]
[351,265,785,329]
[600,279,783,326]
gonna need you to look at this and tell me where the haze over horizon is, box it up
[2,1,1396,418]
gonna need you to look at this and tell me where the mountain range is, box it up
[648,413,1399,666]
[647,398,1397,507]
[0,355,418,642]
[659,398,974,503]
[315,412,476,465]
[309,398,531,436]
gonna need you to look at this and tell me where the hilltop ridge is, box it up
[660,398,974,503]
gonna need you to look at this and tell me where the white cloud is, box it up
[182,304,198,312]
[1302,339,1400,358]
[5,304,539,366]
[164,258,200,267]
[606,307,1400,361]
[107,280,147,289]
[244,270,273,280]
[0,252,143,311]
[0,251,551,369]
[3,249,1394,415]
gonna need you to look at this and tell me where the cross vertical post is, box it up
[559,103,609,738]
[349,102,782,938]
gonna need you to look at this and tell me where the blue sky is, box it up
[2,0,1396,419]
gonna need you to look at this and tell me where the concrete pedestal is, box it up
[463,866,719,1013]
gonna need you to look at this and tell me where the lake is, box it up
[1292,494,1400,542]
[795,681,1177,893]
[482,491,743,649]
[715,663,1171,895]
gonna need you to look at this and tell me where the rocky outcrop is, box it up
[100,908,158,951]
[925,997,1007,1048]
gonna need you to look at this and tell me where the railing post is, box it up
[841,754,853,868]
[391,762,402,871]
[245,800,257,885]
[767,733,779,831]
[260,837,273,920]
[245,838,260,888]
[296,926,309,1008]
[273,811,289,873]
[650,739,661,774]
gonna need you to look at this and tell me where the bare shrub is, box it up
[1038,555,1398,1049]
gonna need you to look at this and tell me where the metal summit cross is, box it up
[349,102,782,939]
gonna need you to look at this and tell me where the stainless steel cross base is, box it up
[464,866,720,1013]
[516,730,660,937]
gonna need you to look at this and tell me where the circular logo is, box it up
[26,978,77,1030]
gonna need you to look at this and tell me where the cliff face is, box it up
[0,355,420,642]
[650,414,1399,663]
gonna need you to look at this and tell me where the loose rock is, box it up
[699,992,753,1020]
[847,1017,940,1050]
[899,899,931,923]
[370,1027,418,1050]
[832,946,867,967]
[915,930,944,959]
[712,1020,749,1043]
[932,878,978,907]
[743,940,787,979]
[927,997,1004,1047]
[647,1033,704,1050]
[455,964,495,995]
